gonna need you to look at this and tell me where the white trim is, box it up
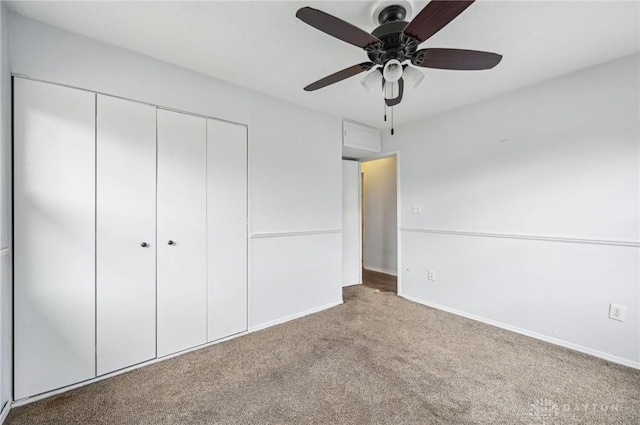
[359,150,402,289]
[400,293,640,370]
[12,331,247,406]
[359,150,400,163]
[400,227,639,248]
[249,300,343,333]
[245,126,251,351]
[0,250,10,425]
[250,229,341,239]
[363,265,397,277]
[394,151,402,295]
[358,162,363,289]
[11,75,248,128]
[0,401,11,425]
[342,282,362,287]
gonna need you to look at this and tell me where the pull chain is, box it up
[384,102,387,122]
[391,106,394,135]
[391,86,394,136]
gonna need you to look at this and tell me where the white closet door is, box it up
[96,95,157,375]
[207,120,248,342]
[14,78,96,399]
[157,109,207,357]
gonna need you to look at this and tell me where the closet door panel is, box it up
[157,109,207,357]
[14,78,96,399]
[96,95,157,375]
[207,120,248,342]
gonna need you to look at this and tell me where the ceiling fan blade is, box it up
[413,48,502,70]
[304,62,374,92]
[296,7,382,49]
[384,78,404,107]
[402,0,475,43]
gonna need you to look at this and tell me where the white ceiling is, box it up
[6,1,640,129]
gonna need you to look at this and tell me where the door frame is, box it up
[359,151,401,295]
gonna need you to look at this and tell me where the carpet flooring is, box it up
[6,285,640,425]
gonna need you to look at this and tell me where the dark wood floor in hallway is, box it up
[362,268,397,293]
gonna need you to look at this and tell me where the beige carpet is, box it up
[7,286,640,425]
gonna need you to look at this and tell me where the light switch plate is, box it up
[412,204,422,214]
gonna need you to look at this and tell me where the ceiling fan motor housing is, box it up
[367,5,419,66]
[377,4,406,24]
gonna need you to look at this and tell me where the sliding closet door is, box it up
[96,95,157,375]
[207,120,248,342]
[157,109,207,357]
[14,79,96,399]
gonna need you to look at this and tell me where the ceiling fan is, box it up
[296,0,502,131]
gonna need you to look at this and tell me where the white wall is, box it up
[361,156,397,276]
[248,92,342,327]
[342,160,361,287]
[0,1,12,417]
[384,54,640,367]
[8,13,342,336]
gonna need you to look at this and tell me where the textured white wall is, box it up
[385,54,640,366]
[0,1,12,414]
[8,14,342,337]
[362,156,397,275]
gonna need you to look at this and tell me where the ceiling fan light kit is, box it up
[401,65,425,89]
[361,69,383,93]
[296,0,503,134]
[383,59,403,83]
[384,81,398,100]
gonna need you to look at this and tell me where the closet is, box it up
[156,109,207,357]
[206,119,248,342]
[96,95,157,375]
[14,78,248,400]
[14,78,97,399]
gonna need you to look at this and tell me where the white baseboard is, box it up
[363,265,397,276]
[342,282,362,287]
[249,300,343,333]
[400,293,640,370]
[0,400,10,425]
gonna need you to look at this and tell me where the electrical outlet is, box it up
[412,204,422,214]
[428,269,436,281]
[609,303,626,322]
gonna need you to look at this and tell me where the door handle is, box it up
[140,242,149,248]
[168,240,175,246]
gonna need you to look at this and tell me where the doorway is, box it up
[360,156,397,293]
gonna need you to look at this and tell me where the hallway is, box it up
[362,268,396,293]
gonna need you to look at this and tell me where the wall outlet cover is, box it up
[609,303,626,322]
[428,269,436,281]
